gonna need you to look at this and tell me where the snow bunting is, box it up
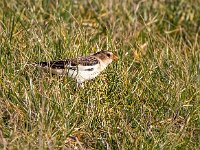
[36,50,118,87]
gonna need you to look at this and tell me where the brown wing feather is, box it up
[71,56,99,66]
[37,56,99,69]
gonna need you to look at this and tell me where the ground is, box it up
[0,0,199,149]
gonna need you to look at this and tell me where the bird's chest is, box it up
[78,69,100,80]
[67,66,100,80]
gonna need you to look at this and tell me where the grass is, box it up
[0,0,199,149]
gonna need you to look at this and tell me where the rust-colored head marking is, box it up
[93,50,118,61]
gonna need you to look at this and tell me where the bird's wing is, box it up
[37,56,99,71]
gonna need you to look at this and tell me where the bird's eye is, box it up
[106,53,111,57]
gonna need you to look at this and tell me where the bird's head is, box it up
[93,50,118,64]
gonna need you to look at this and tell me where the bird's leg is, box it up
[76,82,84,89]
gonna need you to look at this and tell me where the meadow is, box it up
[0,0,199,149]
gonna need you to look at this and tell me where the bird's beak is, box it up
[112,54,118,61]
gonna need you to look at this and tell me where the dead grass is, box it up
[0,0,200,149]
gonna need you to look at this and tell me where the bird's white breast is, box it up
[67,63,101,83]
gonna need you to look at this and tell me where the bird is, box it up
[35,50,118,88]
